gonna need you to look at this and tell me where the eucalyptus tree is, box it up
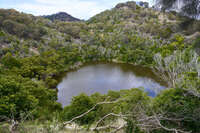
[154,50,200,97]
[154,0,200,18]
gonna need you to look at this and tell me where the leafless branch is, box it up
[63,98,124,125]
[153,50,200,98]
[94,113,129,131]
[110,124,125,133]
[154,115,191,133]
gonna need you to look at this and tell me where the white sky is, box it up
[0,0,153,20]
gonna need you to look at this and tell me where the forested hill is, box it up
[0,1,200,132]
[43,12,81,22]
[88,1,200,40]
[0,2,200,58]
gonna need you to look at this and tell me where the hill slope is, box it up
[0,2,200,58]
[43,12,81,22]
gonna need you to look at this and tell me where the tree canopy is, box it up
[155,0,200,18]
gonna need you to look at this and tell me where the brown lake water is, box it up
[57,63,167,107]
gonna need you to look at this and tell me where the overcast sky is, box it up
[0,0,153,20]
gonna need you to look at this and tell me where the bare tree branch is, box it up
[154,115,191,133]
[153,50,200,98]
[94,113,129,131]
[63,98,124,125]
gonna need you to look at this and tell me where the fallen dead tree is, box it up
[63,98,193,133]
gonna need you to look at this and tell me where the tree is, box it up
[1,53,21,69]
[153,50,200,97]
[0,74,59,120]
[0,75,38,119]
[61,93,96,125]
[154,0,200,18]
[153,88,200,132]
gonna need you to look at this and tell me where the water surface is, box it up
[57,63,166,106]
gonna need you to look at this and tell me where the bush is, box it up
[194,36,200,54]
[61,93,96,125]
[1,53,21,69]
[153,88,200,132]
[0,75,39,119]
[160,27,173,38]
[0,74,59,120]
[2,19,30,38]
[0,9,47,40]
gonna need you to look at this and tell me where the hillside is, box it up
[88,1,200,40]
[0,3,200,58]
[43,12,81,22]
[0,1,200,133]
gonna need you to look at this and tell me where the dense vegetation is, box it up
[0,1,200,132]
[43,12,81,22]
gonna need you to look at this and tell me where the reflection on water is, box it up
[57,62,167,107]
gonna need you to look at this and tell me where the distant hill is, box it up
[43,12,81,22]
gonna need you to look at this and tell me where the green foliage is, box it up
[2,19,28,38]
[56,22,87,39]
[0,30,5,36]
[160,27,173,38]
[1,53,21,69]
[61,89,150,128]
[61,93,95,125]
[0,9,47,40]
[0,74,61,120]
[153,88,200,132]
[0,75,35,118]
[194,35,200,53]
[126,120,144,133]
[158,35,186,57]
[0,3,199,132]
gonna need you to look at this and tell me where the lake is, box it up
[57,62,166,107]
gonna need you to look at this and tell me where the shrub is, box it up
[194,35,200,54]
[1,53,21,69]
[0,75,39,119]
[160,27,173,38]
[61,93,96,125]
[2,19,30,38]
[153,88,200,132]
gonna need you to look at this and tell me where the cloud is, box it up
[1,0,153,20]
[15,0,116,19]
